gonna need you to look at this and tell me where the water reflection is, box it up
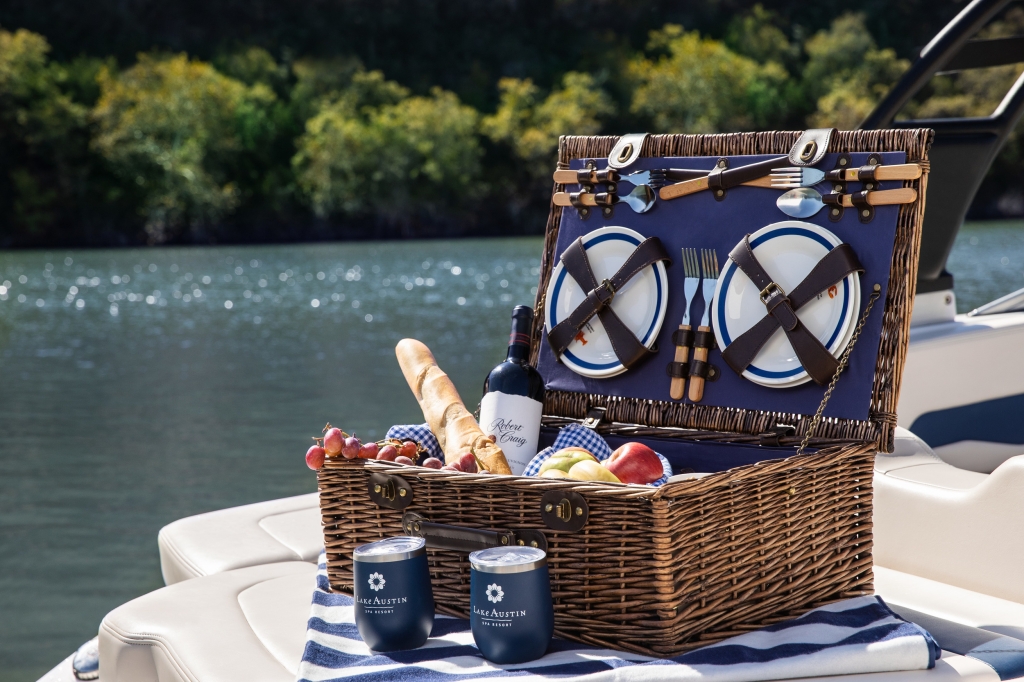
[0,238,541,681]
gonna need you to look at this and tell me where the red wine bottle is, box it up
[480,306,545,475]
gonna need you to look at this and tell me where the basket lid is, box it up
[530,130,932,452]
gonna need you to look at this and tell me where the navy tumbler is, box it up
[353,536,434,651]
[469,546,553,663]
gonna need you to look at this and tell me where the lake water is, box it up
[2,223,1023,681]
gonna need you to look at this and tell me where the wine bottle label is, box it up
[479,391,543,476]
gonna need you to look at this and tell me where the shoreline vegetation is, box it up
[2,3,1024,248]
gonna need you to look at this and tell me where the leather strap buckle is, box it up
[759,281,786,305]
[593,279,616,306]
[582,406,607,430]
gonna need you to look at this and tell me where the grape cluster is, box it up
[304,424,429,470]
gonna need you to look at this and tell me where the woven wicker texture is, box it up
[319,129,930,656]
[531,130,932,454]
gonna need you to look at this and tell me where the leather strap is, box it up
[665,361,689,378]
[417,520,513,553]
[672,328,694,347]
[688,358,713,379]
[693,329,716,350]
[722,236,863,385]
[548,236,671,369]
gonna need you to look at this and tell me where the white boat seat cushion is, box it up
[158,493,322,584]
[99,562,314,682]
[96,560,1000,682]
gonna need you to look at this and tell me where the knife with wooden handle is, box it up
[825,163,922,182]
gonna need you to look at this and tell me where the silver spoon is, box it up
[777,187,826,218]
[617,183,656,213]
[777,186,918,218]
[552,183,656,213]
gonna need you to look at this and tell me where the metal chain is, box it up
[796,284,882,456]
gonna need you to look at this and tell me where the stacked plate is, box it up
[544,226,669,378]
[712,221,861,388]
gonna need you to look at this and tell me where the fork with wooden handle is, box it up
[670,248,701,400]
[770,163,923,188]
[688,249,719,403]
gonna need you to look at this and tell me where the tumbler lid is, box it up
[469,546,546,574]
[353,536,426,563]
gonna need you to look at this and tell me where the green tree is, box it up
[92,53,277,242]
[293,74,481,222]
[481,72,614,172]
[0,28,92,239]
[804,14,909,129]
[628,24,791,133]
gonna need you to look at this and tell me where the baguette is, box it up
[395,338,513,474]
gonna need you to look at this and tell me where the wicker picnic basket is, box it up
[317,129,932,657]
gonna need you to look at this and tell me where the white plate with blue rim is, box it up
[712,221,860,388]
[544,226,669,378]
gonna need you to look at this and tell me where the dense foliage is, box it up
[0,2,1022,246]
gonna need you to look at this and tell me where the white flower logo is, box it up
[486,583,504,603]
[368,572,386,591]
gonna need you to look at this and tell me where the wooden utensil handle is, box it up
[869,163,922,181]
[840,188,918,207]
[688,326,710,402]
[553,169,584,184]
[669,325,691,400]
[659,176,709,200]
[841,163,922,182]
[553,192,597,207]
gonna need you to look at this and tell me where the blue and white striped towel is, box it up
[297,552,938,682]
[388,423,672,486]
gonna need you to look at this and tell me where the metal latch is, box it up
[582,406,607,430]
[367,472,414,510]
[540,490,589,532]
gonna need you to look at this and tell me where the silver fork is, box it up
[670,248,701,400]
[689,249,720,402]
[770,167,826,189]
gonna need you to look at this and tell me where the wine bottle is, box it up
[479,306,545,475]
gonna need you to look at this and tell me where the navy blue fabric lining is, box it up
[536,152,906,422]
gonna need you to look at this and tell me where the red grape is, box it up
[399,441,418,459]
[457,453,478,473]
[341,437,360,459]
[394,456,414,465]
[323,428,343,456]
[358,442,379,459]
[377,445,398,461]
[441,464,460,471]
[305,445,325,470]
[422,457,443,469]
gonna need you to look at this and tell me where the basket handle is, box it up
[402,512,548,554]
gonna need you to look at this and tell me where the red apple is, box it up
[305,445,325,470]
[605,442,663,485]
[323,428,344,456]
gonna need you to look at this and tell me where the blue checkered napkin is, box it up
[385,424,442,460]
[523,424,672,486]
